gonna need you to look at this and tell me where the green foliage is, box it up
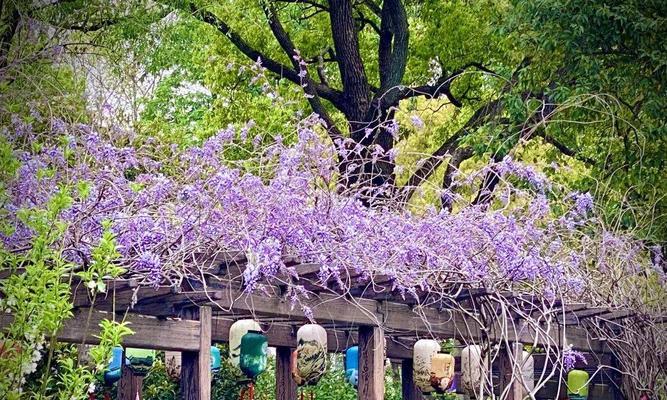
[135,350,403,400]
[77,220,124,294]
[0,184,130,398]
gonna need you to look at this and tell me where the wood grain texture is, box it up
[117,362,143,400]
[0,309,200,351]
[275,346,297,400]
[401,359,423,400]
[358,326,384,400]
[199,306,212,400]
[180,307,211,400]
[499,342,525,400]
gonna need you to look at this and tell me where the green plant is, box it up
[0,185,131,399]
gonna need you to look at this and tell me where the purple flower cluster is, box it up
[562,347,587,371]
[0,114,654,303]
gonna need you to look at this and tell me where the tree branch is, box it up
[261,2,344,139]
[398,98,504,203]
[396,62,495,107]
[376,0,408,107]
[55,16,122,32]
[0,2,19,70]
[328,0,371,122]
[441,146,473,211]
[471,152,504,207]
[189,3,343,108]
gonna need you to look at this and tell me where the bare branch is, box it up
[261,2,344,139]
[398,98,504,203]
[189,3,343,108]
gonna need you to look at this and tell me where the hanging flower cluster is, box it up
[1,113,657,309]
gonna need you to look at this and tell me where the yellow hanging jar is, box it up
[429,351,455,393]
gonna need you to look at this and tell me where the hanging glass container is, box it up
[567,369,589,400]
[461,345,487,395]
[230,319,261,369]
[522,350,534,394]
[125,348,155,376]
[430,351,455,393]
[344,346,359,388]
[211,346,222,373]
[103,346,123,385]
[292,324,328,386]
[413,339,440,393]
[239,330,268,380]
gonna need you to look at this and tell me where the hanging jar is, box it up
[413,339,440,393]
[125,348,155,376]
[567,369,589,400]
[461,345,487,395]
[211,346,222,373]
[238,330,268,400]
[344,346,359,388]
[521,350,534,394]
[429,343,455,393]
[239,330,268,379]
[103,346,123,385]
[292,324,328,386]
[229,319,261,369]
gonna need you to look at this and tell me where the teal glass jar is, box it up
[239,330,268,381]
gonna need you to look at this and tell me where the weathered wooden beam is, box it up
[210,318,413,359]
[499,342,525,400]
[200,286,609,352]
[401,359,423,400]
[275,346,297,400]
[77,287,176,313]
[117,360,143,400]
[180,307,212,400]
[358,326,384,400]
[199,307,212,400]
[134,291,223,317]
[0,309,200,351]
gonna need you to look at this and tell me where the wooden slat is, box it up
[180,307,212,400]
[135,291,224,317]
[358,326,385,400]
[210,318,413,359]
[0,309,201,351]
[276,346,297,400]
[117,361,143,400]
[401,359,423,400]
[499,342,525,400]
[171,285,609,353]
[199,307,212,400]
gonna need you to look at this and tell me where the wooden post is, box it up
[117,359,143,400]
[276,346,297,400]
[358,326,384,400]
[181,306,212,400]
[499,342,524,400]
[401,359,423,400]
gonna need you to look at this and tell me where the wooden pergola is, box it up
[1,253,633,400]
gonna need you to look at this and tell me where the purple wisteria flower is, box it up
[410,115,425,130]
[0,112,654,310]
[562,347,587,371]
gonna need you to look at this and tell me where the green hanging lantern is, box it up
[239,330,268,381]
[567,369,589,400]
[125,348,155,376]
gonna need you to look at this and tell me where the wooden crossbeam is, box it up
[358,326,385,400]
[61,280,613,353]
[210,318,414,359]
[0,309,201,351]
